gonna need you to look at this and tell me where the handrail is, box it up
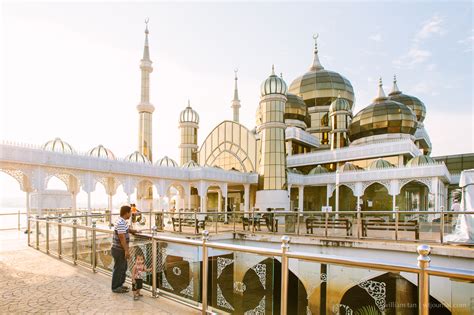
[27,216,473,315]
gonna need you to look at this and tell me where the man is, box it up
[111,205,137,293]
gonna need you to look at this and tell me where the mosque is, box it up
[34,23,455,215]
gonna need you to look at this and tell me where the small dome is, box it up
[338,162,359,172]
[388,76,426,122]
[155,156,178,167]
[287,167,303,174]
[349,79,417,142]
[285,93,309,127]
[260,66,287,97]
[88,145,116,160]
[125,151,151,164]
[43,137,75,154]
[406,155,436,167]
[182,160,199,168]
[308,165,329,175]
[329,96,351,112]
[368,159,394,170]
[179,100,199,124]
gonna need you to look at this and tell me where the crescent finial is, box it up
[313,33,319,40]
[145,17,149,25]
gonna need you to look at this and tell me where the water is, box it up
[0,207,26,230]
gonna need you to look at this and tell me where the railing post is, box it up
[280,235,290,315]
[27,215,31,246]
[46,217,50,254]
[324,211,329,238]
[440,209,445,244]
[17,209,20,231]
[296,211,300,235]
[72,219,78,264]
[201,230,209,315]
[151,225,158,298]
[35,215,39,250]
[58,215,62,259]
[417,244,431,315]
[395,210,399,241]
[91,221,97,272]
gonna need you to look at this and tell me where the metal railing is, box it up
[0,210,27,230]
[27,215,474,315]
[28,208,474,245]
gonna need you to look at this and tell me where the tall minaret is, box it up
[137,19,155,161]
[255,65,290,211]
[231,69,241,122]
[136,19,154,210]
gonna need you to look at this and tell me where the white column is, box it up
[298,186,304,212]
[26,191,30,231]
[244,184,250,212]
[224,194,228,223]
[87,191,92,226]
[108,194,113,225]
[392,194,397,219]
[72,193,77,216]
[356,196,361,212]
[217,190,222,212]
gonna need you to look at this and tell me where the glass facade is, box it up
[198,121,257,172]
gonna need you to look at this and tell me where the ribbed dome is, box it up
[406,155,436,167]
[125,151,151,164]
[349,79,417,142]
[43,137,75,154]
[88,145,116,160]
[155,156,178,167]
[338,162,359,172]
[388,76,426,122]
[285,93,309,127]
[260,66,287,97]
[308,165,329,175]
[182,160,199,168]
[179,100,199,124]
[368,159,394,170]
[287,167,303,174]
[329,96,351,112]
[288,37,354,108]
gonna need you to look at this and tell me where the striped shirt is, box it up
[112,217,130,250]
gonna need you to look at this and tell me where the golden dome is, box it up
[388,76,426,122]
[285,93,309,126]
[406,155,436,167]
[368,158,394,170]
[288,36,354,108]
[349,79,417,142]
[329,96,351,112]
[179,100,199,124]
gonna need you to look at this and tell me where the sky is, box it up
[0,1,473,207]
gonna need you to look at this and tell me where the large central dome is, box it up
[288,36,354,108]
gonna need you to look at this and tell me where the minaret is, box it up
[231,69,241,122]
[137,19,155,161]
[136,19,154,210]
[179,100,199,166]
[255,65,290,211]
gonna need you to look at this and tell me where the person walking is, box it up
[111,205,137,293]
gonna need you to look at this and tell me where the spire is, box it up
[389,74,401,95]
[309,33,324,71]
[271,64,275,75]
[231,69,241,123]
[187,99,191,108]
[142,18,150,61]
[375,77,386,100]
[233,69,240,101]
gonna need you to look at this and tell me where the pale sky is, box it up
[1,1,473,207]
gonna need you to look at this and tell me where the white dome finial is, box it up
[376,77,386,100]
[310,33,324,71]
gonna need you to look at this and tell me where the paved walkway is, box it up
[0,230,199,314]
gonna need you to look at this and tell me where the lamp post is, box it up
[335,170,340,218]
